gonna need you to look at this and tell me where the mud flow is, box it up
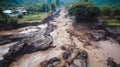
[0,8,120,67]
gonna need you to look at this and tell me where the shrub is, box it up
[111,6,120,16]
[68,2,100,21]
[100,5,112,16]
[113,16,120,21]
[18,14,23,19]
[110,6,120,21]
[7,17,18,28]
[7,17,18,23]
[0,7,18,28]
[0,7,8,24]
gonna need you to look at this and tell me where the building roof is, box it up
[3,10,12,14]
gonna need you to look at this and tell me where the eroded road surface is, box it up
[0,8,120,67]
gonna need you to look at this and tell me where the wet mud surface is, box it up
[0,8,120,67]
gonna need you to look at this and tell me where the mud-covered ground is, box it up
[0,8,120,67]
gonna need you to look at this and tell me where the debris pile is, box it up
[40,45,88,67]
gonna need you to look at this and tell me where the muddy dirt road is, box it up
[0,8,120,67]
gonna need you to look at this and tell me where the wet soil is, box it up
[0,8,120,67]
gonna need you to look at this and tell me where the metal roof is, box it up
[3,10,12,14]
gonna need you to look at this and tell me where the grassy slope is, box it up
[18,13,48,23]
[106,20,120,26]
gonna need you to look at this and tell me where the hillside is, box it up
[0,0,120,8]
[0,8,120,67]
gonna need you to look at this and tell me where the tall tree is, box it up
[47,0,52,4]
[85,0,88,2]
[51,2,56,11]
[56,0,60,6]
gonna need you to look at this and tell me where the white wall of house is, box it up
[3,7,27,17]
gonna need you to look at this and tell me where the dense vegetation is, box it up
[0,0,120,9]
[99,5,120,26]
[0,8,18,28]
[68,1,120,26]
[0,0,59,28]
[68,2,100,21]
[0,0,119,13]
[100,5,120,20]
[18,13,48,23]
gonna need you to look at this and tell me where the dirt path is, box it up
[3,8,120,67]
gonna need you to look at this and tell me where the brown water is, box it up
[0,8,120,67]
[0,26,39,35]
[0,30,18,35]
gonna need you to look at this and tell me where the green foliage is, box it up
[26,3,50,13]
[18,14,23,19]
[56,0,60,6]
[51,3,56,11]
[111,7,120,21]
[0,7,18,26]
[18,13,48,23]
[113,16,120,21]
[0,7,8,24]
[81,0,89,2]
[104,19,120,26]
[100,5,112,16]
[100,5,120,21]
[47,0,52,4]
[8,17,19,28]
[68,2,100,21]
[111,6,120,16]
[43,3,50,12]
[7,17,18,23]
[0,0,120,9]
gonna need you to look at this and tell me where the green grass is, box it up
[106,22,120,26]
[106,19,120,26]
[18,13,48,23]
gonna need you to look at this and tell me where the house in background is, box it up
[3,7,27,17]
[16,7,27,15]
[3,10,12,15]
